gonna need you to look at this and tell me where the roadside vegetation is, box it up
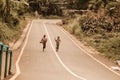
[0,0,64,44]
[62,0,120,60]
[0,0,33,44]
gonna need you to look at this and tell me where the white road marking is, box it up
[56,25,120,77]
[9,21,33,80]
[43,22,87,80]
[9,19,120,80]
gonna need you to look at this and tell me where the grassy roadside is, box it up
[0,14,34,45]
[62,14,120,61]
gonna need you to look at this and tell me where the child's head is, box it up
[43,35,46,37]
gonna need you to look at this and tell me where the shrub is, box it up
[79,16,113,36]
[0,21,12,43]
[4,15,20,28]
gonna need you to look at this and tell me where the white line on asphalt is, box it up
[57,25,120,77]
[9,21,33,80]
[43,22,87,80]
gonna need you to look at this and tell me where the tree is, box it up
[28,0,63,16]
[75,0,89,10]
[65,0,89,10]
[6,0,10,16]
[0,0,4,17]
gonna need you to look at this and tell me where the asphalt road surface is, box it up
[12,20,120,80]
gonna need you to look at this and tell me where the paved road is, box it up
[14,20,120,80]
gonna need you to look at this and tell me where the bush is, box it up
[79,16,113,36]
[100,37,120,60]
[4,15,20,28]
[0,21,13,43]
[105,2,120,17]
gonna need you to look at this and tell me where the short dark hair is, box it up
[43,35,46,37]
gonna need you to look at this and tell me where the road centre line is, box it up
[9,21,33,80]
[56,25,120,77]
[43,22,87,80]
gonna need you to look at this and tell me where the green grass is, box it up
[0,16,28,45]
[85,33,120,60]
